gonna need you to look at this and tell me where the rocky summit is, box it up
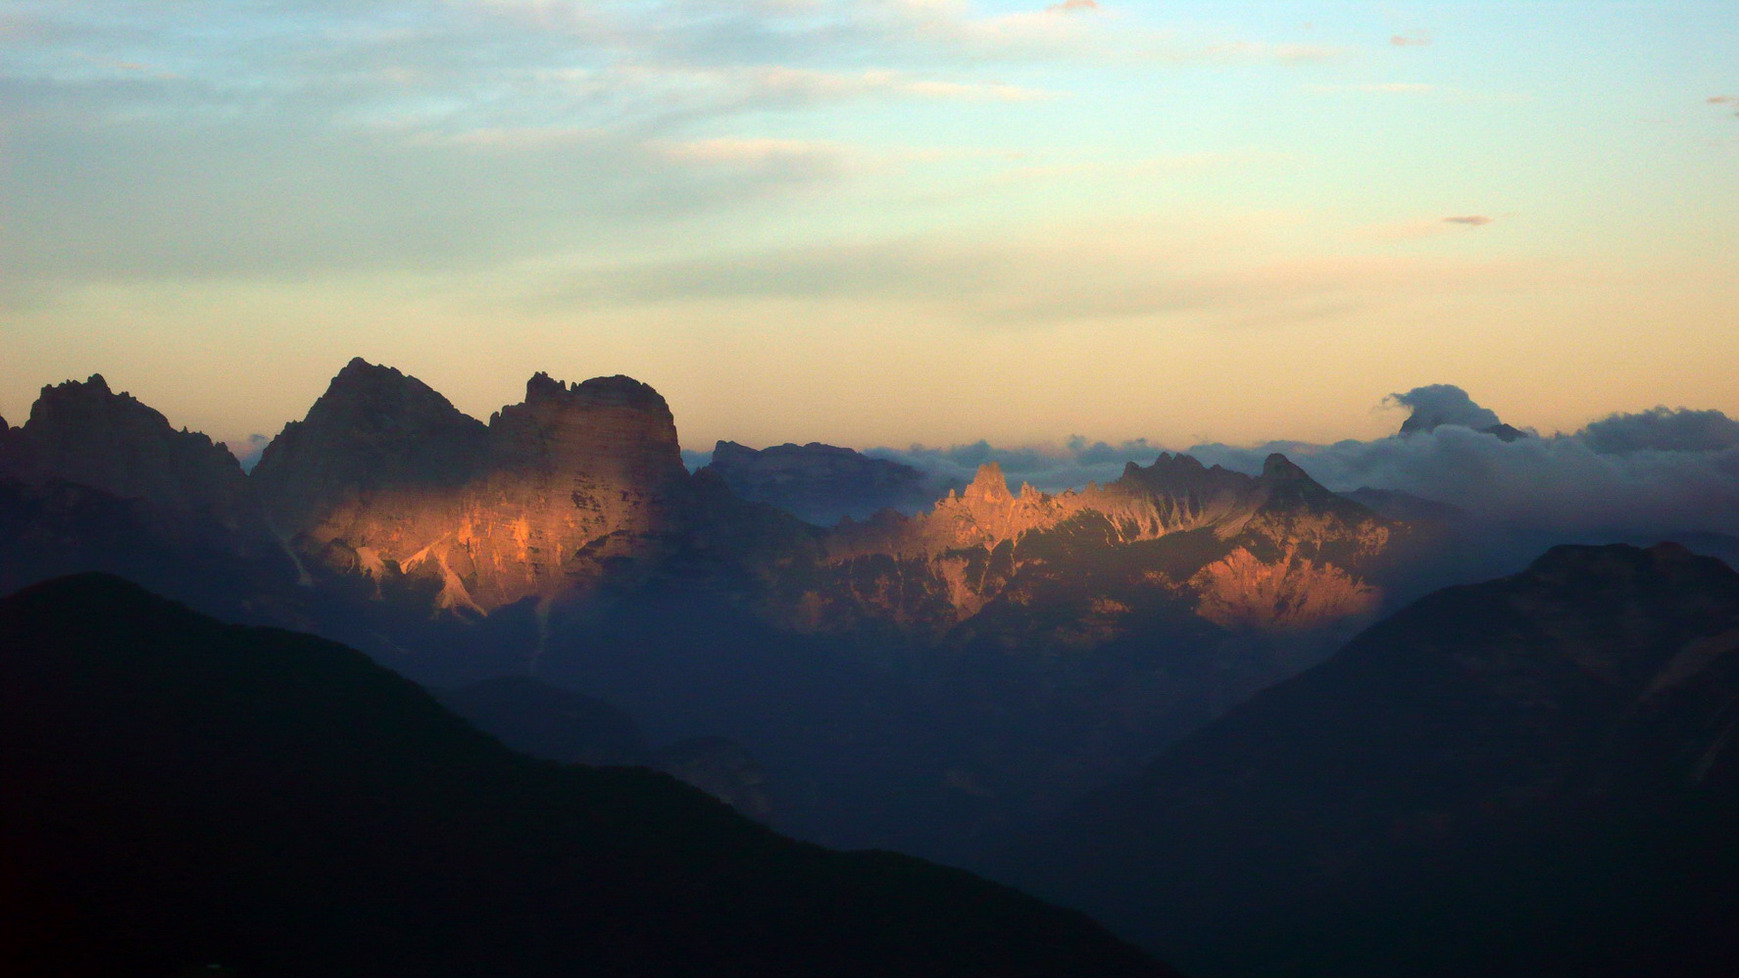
[255,362,692,613]
[781,450,1397,634]
[2,375,273,555]
[241,361,1403,640]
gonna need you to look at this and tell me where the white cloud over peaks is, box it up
[866,399,1739,573]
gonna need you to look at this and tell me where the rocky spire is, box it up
[962,462,1012,506]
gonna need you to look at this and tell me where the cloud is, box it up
[0,0,1357,306]
[1203,41,1348,64]
[1046,0,1100,12]
[865,435,1163,496]
[732,65,1053,103]
[1578,407,1739,455]
[660,136,846,165]
[1351,214,1495,242]
[1390,34,1430,47]
[655,136,854,185]
[1385,384,1504,435]
[1187,426,1739,544]
[1708,96,1737,104]
[529,221,1574,329]
[1345,82,1438,94]
[1309,83,1525,103]
[858,393,1739,580]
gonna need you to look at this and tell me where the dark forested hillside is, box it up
[0,573,1173,978]
[1003,543,1739,977]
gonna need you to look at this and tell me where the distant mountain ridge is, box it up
[236,359,1407,644]
[785,450,1396,635]
[703,439,936,526]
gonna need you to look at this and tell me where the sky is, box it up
[2,1,1736,455]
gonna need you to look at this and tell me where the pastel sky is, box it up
[3,0,1735,453]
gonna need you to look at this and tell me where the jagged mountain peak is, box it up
[1259,452,1310,482]
[491,372,682,475]
[337,354,387,378]
[963,461,1013,504]
[19,373,243,486]
[7,374,272,557]
[252,360,489,535]
[30,373,151,427]
[523,371,670,413]
[1108,452,1252,506]
[313,357,465,416]
[254,363,690,613]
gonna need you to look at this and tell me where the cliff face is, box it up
[779,452,1395,636]
[251,358,489,535]
[256,363,692,613]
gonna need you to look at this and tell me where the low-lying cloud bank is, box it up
[860,387,1739,554]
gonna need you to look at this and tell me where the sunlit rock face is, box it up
[253,360,1394,640]
[3,375,273,556]
[788,451,1393,635]
[252,358,488,535]
[256,362,691,613]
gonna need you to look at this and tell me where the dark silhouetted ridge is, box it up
[0,573,1175,978]
[1007,543,1739,978]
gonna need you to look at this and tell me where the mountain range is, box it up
[3,361,1735,976]
[0,361,1418,859]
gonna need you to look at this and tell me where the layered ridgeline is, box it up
[1003,543,1739,978]
[789,451,1394,635]
[245,358,1405,640]
[703,439,937,526]
[0,574,1173,978]
[0,360,1416,860]
[0,376,296,613]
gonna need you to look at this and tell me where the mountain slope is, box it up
[254,362,694,614]
[773,451,1401,636]
[1005,543,1739,977]
[702,439,936,526]
[0,377,299,620]
[0,573,1173,978]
